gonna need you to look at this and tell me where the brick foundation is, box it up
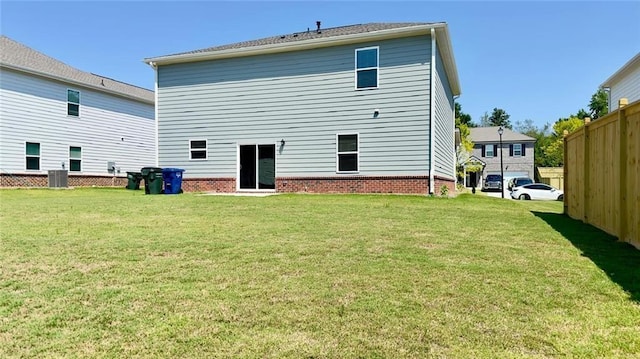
[0,173,127,188]
[277,176,454,195]
[1,173,456,196]
[181,178,236,193]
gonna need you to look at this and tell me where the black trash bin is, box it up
[126,172,143,190]
[140,167,163,194]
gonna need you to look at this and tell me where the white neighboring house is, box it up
[0,36,155,187]
[601,52,640,112]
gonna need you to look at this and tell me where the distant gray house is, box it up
[0,36,155,187]
[601,52,640,112]
[467,127,535,189]
[144,22,461,194]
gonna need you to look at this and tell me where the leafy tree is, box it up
[575,109,590,120]
[589,89,608,120]
[455,117,477,184]
[478,111,490,127]
[487,108,512,129]
[515,119,553,168]
[543,117,585,167]
[455,102,474,127]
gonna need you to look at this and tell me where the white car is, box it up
[511,183,564,201]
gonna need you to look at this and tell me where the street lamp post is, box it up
[498,126,505,198]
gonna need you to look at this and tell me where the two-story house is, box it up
[467,126,535,189]
[601,52,640,112]
[144,22,461,194]
[0,36,155,187]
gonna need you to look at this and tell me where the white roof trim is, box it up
[600,52,640,88]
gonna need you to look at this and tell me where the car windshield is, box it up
[518,179,533,185]
[487,175,501,181]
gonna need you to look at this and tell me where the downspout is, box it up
[453,94,460,188]
[429,28,436,195]
[150,62,159,167]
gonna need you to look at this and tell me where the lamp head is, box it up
[498,126,504,136]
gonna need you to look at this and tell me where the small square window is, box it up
[513,144,522,156]
[190,140,207,160]
[67,89,80,116]
[485,144,495,157]
[337,134,359,172]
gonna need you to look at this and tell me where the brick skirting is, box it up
[1,173,456,195]
[0,173,127,188]
[276,176,455,195]
[181,177,236,193]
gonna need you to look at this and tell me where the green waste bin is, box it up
[126,172,143,190]
[140,167,164,194]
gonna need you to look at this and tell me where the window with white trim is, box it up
[355,47,378,89]
[337,134,359,172]
[189,139,207,160]
[513,143,522,156]
[485,144,495,157]
[69,146,82,171]
[26,142,40,170]
[67,89,80,116]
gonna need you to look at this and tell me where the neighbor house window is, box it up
[512,143,522,157]
[484,144,495,157]
[337,134,359,172]
[67,89,80,116]
[69,146,82,171]
[189,139,207,160]
[26,142,40,170]
[355,47,379,89]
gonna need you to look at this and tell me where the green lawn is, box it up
[1,188,638,358]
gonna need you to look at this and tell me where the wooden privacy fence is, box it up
[564,98,640,248]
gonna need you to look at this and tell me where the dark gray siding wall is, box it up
[0,68,155,175]
[157,35,433,178]
[472,142,535,179]
[432,44,455,180]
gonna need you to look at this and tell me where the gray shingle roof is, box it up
[167,22,438,57]
[469,127,536,143]
[0,36,153,104]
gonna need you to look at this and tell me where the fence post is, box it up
[582,117,591,223]
[618,98,628,242]
[563,129,569,214]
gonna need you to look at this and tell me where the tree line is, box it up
[456,89,608,170]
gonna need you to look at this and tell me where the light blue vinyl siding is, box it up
[157,35,434,178]
[432,43,455,180]
[0,68,155,175]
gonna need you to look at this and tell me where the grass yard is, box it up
[0,188,638,358]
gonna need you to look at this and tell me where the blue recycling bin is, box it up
[161,168,185,194]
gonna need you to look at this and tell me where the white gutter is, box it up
[453,94,460,187]
[151,62,159,167]
[429,28,437,195]
[0,63,154,105]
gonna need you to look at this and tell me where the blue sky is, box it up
[1,1,639,129]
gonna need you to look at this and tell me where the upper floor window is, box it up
[67,89,80,116]
[26,142,40,170]
[355,47,378,89]
[337,133,359,172]
[189,139,207,160]
[512,143,522,157]
[69,146,82,171]
[484,144,495,157]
